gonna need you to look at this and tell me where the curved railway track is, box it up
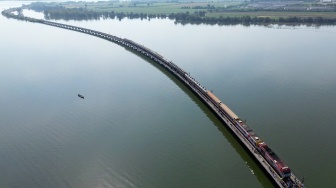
[2,8,304,188]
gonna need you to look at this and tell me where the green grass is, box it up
[63,1,242,14]
[60,1,336,19]
[207,11,336,19]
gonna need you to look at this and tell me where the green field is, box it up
[59,1,336,19]
[62,1,242,14]
[24,0,336,24]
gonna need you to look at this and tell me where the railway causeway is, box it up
[2,8,305,188]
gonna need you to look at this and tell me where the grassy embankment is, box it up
[208,11,336,19]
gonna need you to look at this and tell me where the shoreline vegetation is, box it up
[23,1,336,25]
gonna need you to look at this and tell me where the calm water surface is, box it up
[1,1,336,187]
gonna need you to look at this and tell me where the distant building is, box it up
[321,0,332,3]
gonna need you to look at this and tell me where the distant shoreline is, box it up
[22,1,336,26]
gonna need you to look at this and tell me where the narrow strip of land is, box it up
[24,1,336,25]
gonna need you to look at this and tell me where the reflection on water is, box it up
[1,1,336,187]
[23,9,44,19]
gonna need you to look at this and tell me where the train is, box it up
[183,73,292,180]
[3,7,301,186]
[102,38,295,181]
[168,60,297,185]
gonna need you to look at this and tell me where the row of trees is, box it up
[43,8,336,25]
[44,9,169,21]
[171,13,336,26]
[23,2,336,25]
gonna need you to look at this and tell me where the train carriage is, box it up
[219,102,239,120]
[258,143,291,179]
[206,91,221,105]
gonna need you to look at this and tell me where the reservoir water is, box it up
[1,1,336,187]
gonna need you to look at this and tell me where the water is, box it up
[2,1,336,187]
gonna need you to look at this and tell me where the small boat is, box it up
[78,94,84,99]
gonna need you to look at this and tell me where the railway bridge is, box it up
[2,8,304,188]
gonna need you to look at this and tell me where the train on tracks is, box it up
[183,73,296,186]
[2,7,304,187]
